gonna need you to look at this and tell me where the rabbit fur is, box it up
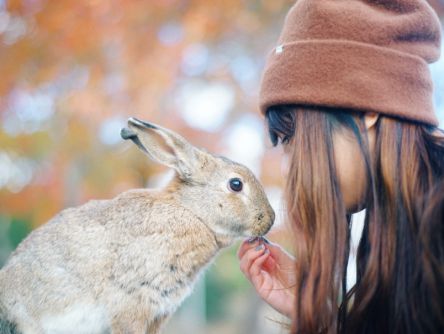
[0,118,275,334]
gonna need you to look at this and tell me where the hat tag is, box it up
[275,44,284,54]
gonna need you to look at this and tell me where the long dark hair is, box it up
[266,105,444,333]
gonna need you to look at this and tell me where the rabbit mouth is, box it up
[250,221,273,238]
[259,222,273,236]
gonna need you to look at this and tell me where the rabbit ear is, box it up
[122,118,199,180]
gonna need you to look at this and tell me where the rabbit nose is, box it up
[257,209,275,224]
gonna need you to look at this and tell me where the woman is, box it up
[238,0,444,333]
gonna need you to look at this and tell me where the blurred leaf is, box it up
[7,216,32,248]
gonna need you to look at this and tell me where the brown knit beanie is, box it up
[259,0,442,126]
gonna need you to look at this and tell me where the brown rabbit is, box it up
[0,118,275,334]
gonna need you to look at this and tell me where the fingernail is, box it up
[255,244,265,251]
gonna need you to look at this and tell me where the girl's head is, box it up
[259,0,443,331]
[266,106,444,333]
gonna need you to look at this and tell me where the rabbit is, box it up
[0,117,275,334]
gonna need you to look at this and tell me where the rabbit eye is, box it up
[228,178,243,192]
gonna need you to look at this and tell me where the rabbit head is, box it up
[121,118,275,242]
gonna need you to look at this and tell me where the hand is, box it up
[238,238,296,318]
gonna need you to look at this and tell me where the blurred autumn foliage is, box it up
[0,0,295,231]
[0,2,295,331]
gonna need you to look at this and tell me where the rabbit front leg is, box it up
[146,313,169,334]
[109,311,168,334]
[110,316,147,334]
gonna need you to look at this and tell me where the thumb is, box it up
[266,243,294,267]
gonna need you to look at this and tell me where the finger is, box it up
[266,243,295,266]
[250,250,270,277]
[240,243,266,273]
[262,255,276,272]
[247,241,285,265]
[237,238,261,259]
[239,244,266,279]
